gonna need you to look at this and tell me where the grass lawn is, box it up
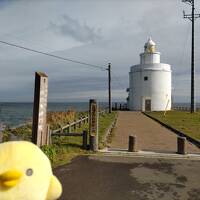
[147,111,200,141]
[45,111,117,167]
[3,111,117,168]
[98,111,117,148]
[45,123,90,168]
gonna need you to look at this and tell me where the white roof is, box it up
[144,37,156,48]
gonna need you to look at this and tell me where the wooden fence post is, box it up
[74,123,76,131]
[60,125,63,133]
[32,72,48,147]
[82,130,88,149]
[89,135,96,151]
[79,118,82,128]
[89,99,98,151]
[177,137,187,155]
[46,124,50,145]
[49,129,52,145]
[68,123,71,133]
[128,135,137,152]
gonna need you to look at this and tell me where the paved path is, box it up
[110,112,200,154]
[54,155,200,200]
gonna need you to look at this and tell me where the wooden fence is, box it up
[51,130,88,150]
[52,116,89,134]
[172,107,200,111]
[49,109,107,150]
[30,72,110,150]
[51,109,106,135]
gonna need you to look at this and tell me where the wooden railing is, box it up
[50,109,108,150]
[52,116,89,134]
[51,109,107,134]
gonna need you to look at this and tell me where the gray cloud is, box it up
[0,0,14,9]
[50,15,101,43]
[0,0,200,102]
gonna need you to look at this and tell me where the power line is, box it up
[0,39,128,104]
[178,23,190,68]
[0,40,106,71]
[0,39,127,87]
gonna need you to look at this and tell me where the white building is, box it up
[128,38,172,111]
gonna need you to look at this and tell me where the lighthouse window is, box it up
[144,76,148,81]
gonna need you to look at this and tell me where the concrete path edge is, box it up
[142,112,200,148]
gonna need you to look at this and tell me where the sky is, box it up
[0,0,200,103]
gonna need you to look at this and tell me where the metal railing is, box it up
[172,107,200,111]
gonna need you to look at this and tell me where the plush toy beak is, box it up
[0,170,22,188]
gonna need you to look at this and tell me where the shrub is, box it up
[41,145,57,164]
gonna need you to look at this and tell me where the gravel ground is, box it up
[110,111,200,154]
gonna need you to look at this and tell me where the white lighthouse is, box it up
[128,38,172,111]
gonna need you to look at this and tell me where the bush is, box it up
[47,110,76,130]
[41,145,57,164]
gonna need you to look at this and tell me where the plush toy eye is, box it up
[26,168,33,176]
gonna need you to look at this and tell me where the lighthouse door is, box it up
[145,99,151,111]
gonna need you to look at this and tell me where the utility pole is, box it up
[182,0,200,113]
[107,63,112,113]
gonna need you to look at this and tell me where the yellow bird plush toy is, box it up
[0,141,62,200]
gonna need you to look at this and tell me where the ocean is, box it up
[0,102,199,128]
[0,102,108,128]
